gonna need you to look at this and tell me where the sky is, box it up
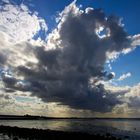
[0,0,140,117]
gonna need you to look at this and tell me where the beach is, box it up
[0,125,124,140]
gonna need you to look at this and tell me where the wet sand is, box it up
[0,125,124,140]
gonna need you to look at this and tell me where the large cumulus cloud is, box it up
[1,1,140,113]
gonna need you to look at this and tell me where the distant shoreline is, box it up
[0,125,124,140]
[0,115,140,120]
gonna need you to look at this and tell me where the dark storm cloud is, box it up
[2,2,134,112]
[1,73,17,88]
[127,96,140,108]
[106,72,115,80]
[1,71,31,92]
[0,52,7,65]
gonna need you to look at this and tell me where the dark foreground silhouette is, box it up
[0,125,126,140]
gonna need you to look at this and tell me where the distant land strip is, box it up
[0,115,140,120]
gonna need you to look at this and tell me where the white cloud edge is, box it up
[118,72,132,81]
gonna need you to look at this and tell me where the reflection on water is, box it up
[0,119,140,133]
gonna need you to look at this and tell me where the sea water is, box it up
[0,119,140,139]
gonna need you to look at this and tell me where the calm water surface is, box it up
[0,119,140,134]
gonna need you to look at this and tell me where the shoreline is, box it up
[1,115,140,120]
[0,125,123,140]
